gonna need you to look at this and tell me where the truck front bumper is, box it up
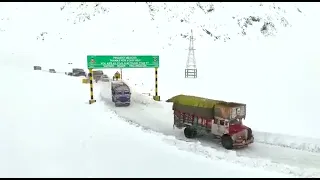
[233,136,254,148]
[115,101,131,106]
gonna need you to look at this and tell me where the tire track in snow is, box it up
[98,82,320,178]
[253,131,320,153]
[121,79,320,154]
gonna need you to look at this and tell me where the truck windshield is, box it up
[229,119,241,125]
[124,91,130,95]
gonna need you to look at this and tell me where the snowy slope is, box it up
[58,2,309,42]
[99,80,320,178]
[1,1,320,178]
[118,75,320,152]
[0,58,298,178]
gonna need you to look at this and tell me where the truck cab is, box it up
[111,81,131,107]
[210,105,253,149]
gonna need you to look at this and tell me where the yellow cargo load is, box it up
[166,94,246,120]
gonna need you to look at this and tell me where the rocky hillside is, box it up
[58,2,305,43]
[0,2,308,44]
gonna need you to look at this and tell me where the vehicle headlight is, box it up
[233,129,248,140]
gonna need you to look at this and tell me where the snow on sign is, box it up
[87,55,159,69]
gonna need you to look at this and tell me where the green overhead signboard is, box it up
[87,55,159,69]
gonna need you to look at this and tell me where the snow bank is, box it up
[121,75,320,154]
[0,62,297,178]
[254,131,320,153]
[99,78,320,178]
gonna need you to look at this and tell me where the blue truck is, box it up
[111,81,131,107]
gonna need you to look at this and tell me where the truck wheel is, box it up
[221,135,233,150]
[184,127,197,139]
[247,128,253,140]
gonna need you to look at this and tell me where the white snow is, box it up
[0,61,296,178]
[1,2,320,178]
[99,80,320,178]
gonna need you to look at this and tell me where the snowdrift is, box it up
[99,77,320,178]
[254,131,320,153]
[0,63,301,178]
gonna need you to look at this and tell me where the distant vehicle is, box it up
[33,66,42,70]
[72,68,86,77]
[166,95,254,150]
[49,69,56,73]
[112,71,121,81]
[111,81,131,107]
[100,74,110,82]
[92,70,104,82]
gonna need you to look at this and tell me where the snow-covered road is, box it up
[0,66,297,178]
[2,2,320,178]
[99,80,320,178]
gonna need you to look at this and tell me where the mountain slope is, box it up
[0,56,296,178]
[1,2,319,139]
[1,2,320,177]
[0,2,310,44]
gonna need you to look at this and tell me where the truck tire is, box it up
[247,128,253,140]
[184,126,197,139]
[221,135,233,150]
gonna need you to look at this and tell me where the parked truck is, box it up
[92,70,104,82]
[33,66,42,70]
[72,68,86,77]
[49,69,56,73]
[166,94,254,150]
[111,81,131,107]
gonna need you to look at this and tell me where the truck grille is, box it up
[234,129,248,140]
[119,97,128,102]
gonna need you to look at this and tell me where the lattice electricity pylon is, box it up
[185,29,197,78]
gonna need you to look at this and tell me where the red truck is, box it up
[166,95,254,149]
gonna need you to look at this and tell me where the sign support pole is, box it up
[88,68,96,104]
[153,67,160,101]
[120,68,122,80]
